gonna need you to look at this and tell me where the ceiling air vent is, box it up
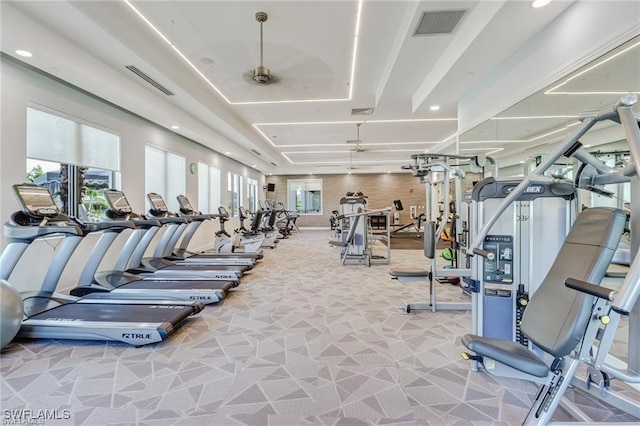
[125,65,175,96]
[413,10,466,36]
[250,149,262,156]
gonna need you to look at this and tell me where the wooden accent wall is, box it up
[265,173,428,228]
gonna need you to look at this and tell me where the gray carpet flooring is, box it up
[1,230,638,425]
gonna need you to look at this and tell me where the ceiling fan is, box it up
[347,153,365,170]
[346,152,384,171]
[244,11,279,84]
[346,123,366,152]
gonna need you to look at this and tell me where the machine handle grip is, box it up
[472,248,495,260]
[565,278,615,301]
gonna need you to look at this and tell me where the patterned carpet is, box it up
[1,230,637,425]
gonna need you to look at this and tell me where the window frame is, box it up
[287,178,323,215]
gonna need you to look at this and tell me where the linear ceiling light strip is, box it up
[125,0,364,105]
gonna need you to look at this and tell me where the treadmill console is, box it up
[8,184,84,238]
[13,184,60,218]
[147,192,169,214]
[104,190,133,215]
[177,195,194,214]
[218,206,230,218]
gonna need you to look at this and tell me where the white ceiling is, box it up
[1,1,639,175]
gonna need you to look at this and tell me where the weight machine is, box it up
[467,177,577,342]
[329,192,391,266]
[390,154,496,313]
[463,95,640,425]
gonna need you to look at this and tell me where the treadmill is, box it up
[2,184,204,346]
[148,193,259,264]
[103,190,249,281]
[177,195,263,259]
[72,195,238,303]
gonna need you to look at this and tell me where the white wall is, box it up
[1,56,262,292]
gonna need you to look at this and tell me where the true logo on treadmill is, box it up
[122,333,151,339]
[190,296,212,300]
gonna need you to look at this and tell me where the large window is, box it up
[227,172,243,217]
[26,107,120,220]
[198,162,221,214]
[145,145,185,213]
[247,178,259,212]
[288,179,322,214]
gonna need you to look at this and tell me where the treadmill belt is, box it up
[31,303,193,323]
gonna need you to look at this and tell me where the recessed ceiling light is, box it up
[387,171,391,174]
[532,0,552,8]
[584,144,592,148]
[225,151,231,155]
[308,172,312,175]
[348,171,352,175]
[430,105,440,111]
[16,50,32,57]
[171,125,180,130]
[252,164,257,168]
[519,161,525,164]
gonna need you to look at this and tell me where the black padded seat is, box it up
[462,334,549,377]
[389,269,429,277]
[328,240,349,248]
[462,207,627,376]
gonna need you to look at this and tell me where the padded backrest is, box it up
[344,209,362,244]
[268,206,278,226]
[250,210,263,231]
[521,207,626,357]
[424,221,436,259]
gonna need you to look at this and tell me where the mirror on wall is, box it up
[458,35,640,177]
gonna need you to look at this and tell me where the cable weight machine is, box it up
[390,154,496,313]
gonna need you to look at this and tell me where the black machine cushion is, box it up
[463,207,626,374]
[388,269,429,278]
[521,207,626,357]
[461,334,549,378]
